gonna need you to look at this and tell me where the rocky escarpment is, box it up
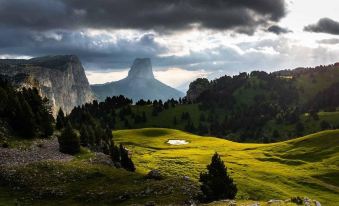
[0,55,94,115]
[186,78,210,102]
[92,58,184,101]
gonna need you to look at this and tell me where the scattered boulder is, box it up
[183,175,190,180]
[144,201,156,206]
[314,200,321,206]
[268,199,284,205]
[146,170,162,180]
[219,199,236,206]
[90,153,114,166]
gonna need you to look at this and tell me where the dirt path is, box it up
[0,138,73,166]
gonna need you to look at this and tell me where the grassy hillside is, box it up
[0,148,199,206]
[114,128,339,205]
[1,128,338,205]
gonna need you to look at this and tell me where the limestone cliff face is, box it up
[0,55,94,115]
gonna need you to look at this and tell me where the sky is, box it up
[0,0,339,92]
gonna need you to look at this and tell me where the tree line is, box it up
[0,77,53,138]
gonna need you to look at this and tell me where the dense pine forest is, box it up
[0,77,54,140]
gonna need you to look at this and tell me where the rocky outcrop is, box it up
[92,58,184,102]
[127,58,154,79]
[186,78,210,102]
[0,55,94,115]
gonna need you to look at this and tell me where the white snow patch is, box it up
[167,139,189,145]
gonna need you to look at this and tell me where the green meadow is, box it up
[114,128,339,205]
[1,128,338,205]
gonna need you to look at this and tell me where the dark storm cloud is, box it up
[304,18,339,35]
[0,0,287,33]
[0,0,289,75]
[0,28,167,69]
[267,25,291,35]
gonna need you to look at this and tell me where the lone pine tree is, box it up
[199,152,237,202]
[56,108,66,130]
[58,121,80,155]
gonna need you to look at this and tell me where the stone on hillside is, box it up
[146,170,162,180]
[144,201,156,206]
[268,199,284,205]
[219,200,236,206]
[314,200,321,206]
[91,153,114,166]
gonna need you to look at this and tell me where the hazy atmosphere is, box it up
[1,0,338,91]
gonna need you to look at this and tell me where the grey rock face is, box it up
[92,58,184,102]
[186,78,210,102]
[127,58,154,79]
[0,55,94,115]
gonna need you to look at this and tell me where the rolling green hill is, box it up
[1,128,338,205]
[113,128,339,205]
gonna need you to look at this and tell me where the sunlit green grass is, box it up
[114,128,339,205]
[1,128,338,205]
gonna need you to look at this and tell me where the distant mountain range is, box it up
[91,58,184,102]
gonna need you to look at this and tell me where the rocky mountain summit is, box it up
[91,58,184,101]
[0,55,94,115]
[127,58,155,79]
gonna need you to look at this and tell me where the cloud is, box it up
[86,70,128,85]
[318,38,339,44]
[267,25,291,35]
[0,29,167,69]
[0,0,287,34]
[304,18,339,35]
[154,68,210,91]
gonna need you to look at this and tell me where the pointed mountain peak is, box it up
[127,58,154,79]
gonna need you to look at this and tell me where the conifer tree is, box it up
[40,110,54,137]
[20,99,37,138]
[58,121,80,155]
[110,145,121,163]
[142,111,147,122]
[56,108,65,129]
[119,144,136,172]
[80,125,89,146]
[199,153,237,202]
[173,116,177,125]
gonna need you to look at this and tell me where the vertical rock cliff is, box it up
[0,55,94,115]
